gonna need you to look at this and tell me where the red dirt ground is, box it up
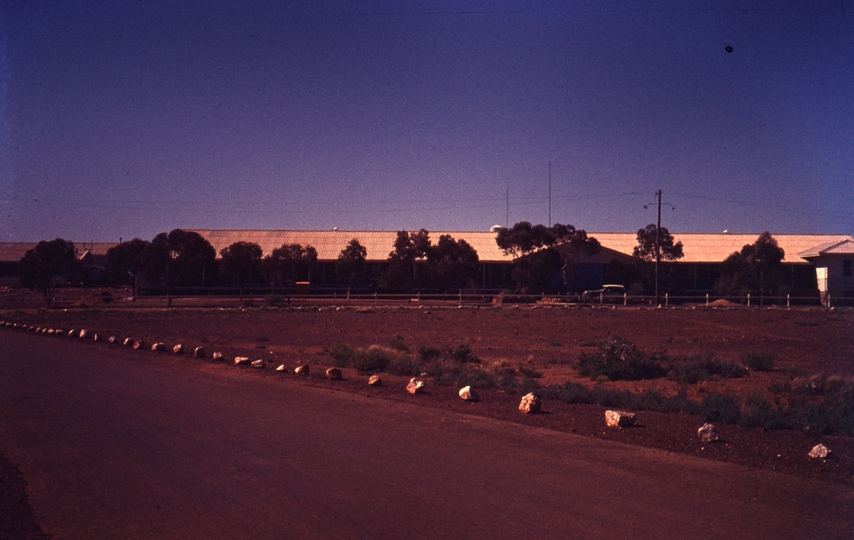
[3,302,853,485]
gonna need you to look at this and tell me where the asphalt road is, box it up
[1,331,852,540]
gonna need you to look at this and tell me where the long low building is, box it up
[2,231,853,297]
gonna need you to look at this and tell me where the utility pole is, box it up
[655,189,662,307]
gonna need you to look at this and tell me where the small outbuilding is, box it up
[799,238,854,306]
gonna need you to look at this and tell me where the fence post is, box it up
[706,293,709,307]
[665,293,668,307]
[827,293,831,308]
[787,294,790,309]
[747,293,750,307]
[623,293,627,306]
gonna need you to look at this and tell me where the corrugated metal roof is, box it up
[191,230,854,264]
[189,229,511,262]
[593,233,854,264]
[2,232,851,264]
[799,238,854,258]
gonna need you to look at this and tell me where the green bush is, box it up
[742,351,775,372]
[577,338,666,381]
[699,394,741,424]
[329,343,355,367]
[351,345,395,372]
[667,353,747,384]
[417,346,442,362]
[389,334,409,352]
[590,385,635,408]
[386,356,422,376]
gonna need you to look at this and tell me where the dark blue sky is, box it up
[1,0,852,242]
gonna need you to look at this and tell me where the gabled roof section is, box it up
[798,238,854,258]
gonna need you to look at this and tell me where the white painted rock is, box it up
[519,392,541,414]
[605,410,637,428]
[234,356,250,366]
[368,375,383,387]
[54,329,64,335]
[69,329,77,337]
[47,329,55,334]
[132,340,146,350]
[809,444,831,459]
[459,386,480,402]
[251,359,265,369]
[326,367,343,380]
[212,352,224,361]
[698,423,720,442]
[107,336,116,344]
[194,347,206,358]
[92,333,101,342]
[294,364,310,376]
[123,338,133,346]
[173,344,184,355]
[407,378,426,395]
[275,364,287,372]
[151,343,166,352]
[79,329,88,339]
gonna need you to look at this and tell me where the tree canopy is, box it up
[138,229,216,289]
[336,239,367,286]
[425,235,480,291]
[19,238,80,305]
[106,238,150,295]
[714,232,785,298]
[496,222,600,293]
[220,241,263,288]
[262,243,317,288]
[633,224,683,262]
[379,230,480,292]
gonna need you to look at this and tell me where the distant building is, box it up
[0,242,113,287]
[2,232,853,298]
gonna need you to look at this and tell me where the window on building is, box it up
[844,259,853,278]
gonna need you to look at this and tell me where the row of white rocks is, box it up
[1,320,833,459]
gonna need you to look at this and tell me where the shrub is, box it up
[590,385,635,408]
[699,394,741,424]
[553,382,591,404]
[329,343,355,367]
[432,366,498,389]
[351,345,395,372]
[417,346,442,362]
[667,353,747,384]
[577,338,666,381]
[739,393,782,429]
[386,356,422,376]
[389,334,409,352]
[449,343,478,363]
[742,351,775,372]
